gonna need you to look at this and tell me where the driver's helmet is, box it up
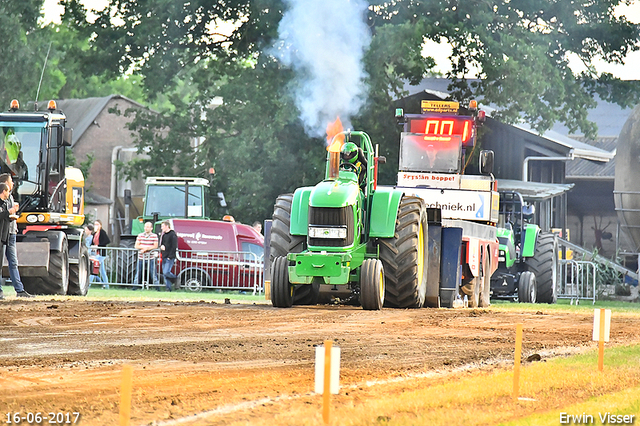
[341,142,358,164]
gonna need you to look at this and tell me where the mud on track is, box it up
[1,299,640,425]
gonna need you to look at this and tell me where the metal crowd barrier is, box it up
[90,246,264,294]
[558,259,597,305]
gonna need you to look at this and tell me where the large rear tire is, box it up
[360,259,384,310]
[379,196,428,308]
[68,244,90,296]
[23,238,69,295]
[271,256,293,308]
[526,233,557,304]
[270,193,319,305]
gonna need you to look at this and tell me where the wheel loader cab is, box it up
[0,100,89,296]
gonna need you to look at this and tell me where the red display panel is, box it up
[407,115,475,146]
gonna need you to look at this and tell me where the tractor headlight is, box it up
[308,226,347,239]
[26,215,38,223]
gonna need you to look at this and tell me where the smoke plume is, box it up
[272,0,371,138]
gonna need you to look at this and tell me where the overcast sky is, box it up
[43,0,640,80]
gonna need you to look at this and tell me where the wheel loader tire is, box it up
[518,271,537,303]
[23,238,69,295]
[526,232,558,304]
[68,244,91,296]
[478,252,491,307]
[360,259,385,310]
[379,196,428,308]
[270,193,318,305]
[271,256,293,308]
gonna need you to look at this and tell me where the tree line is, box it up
[2,0,640,224]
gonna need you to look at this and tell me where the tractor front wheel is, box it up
[271,256,293,308]
[518,271,537,303]
[360,259,384,310]
[270,193,318,305]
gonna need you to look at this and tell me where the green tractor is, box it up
[490,191,558,303]
[269,131,428,310]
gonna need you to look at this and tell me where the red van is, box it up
[168,219,264,291]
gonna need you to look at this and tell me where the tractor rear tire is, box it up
[23,239,69,295]
[270,193,319,305]
[271,256,293,308]
[68,244,91,296]
[379,196,428,308]
[115,238,137,285]
[526,232,558,304]
[518,271,537,303]
[360,259,384,310]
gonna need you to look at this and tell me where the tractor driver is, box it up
[340,142,367,188]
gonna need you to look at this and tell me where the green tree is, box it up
[63,0,640,222]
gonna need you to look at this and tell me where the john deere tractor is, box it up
[490,191,558,303]
[269,131,428,310]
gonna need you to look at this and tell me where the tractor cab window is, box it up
[399,133,461,173]
[0,122,43,197]
[144,185,206,218]
[48,126,65,212]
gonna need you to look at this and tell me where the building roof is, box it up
[403,79,614,163]
[405,77,634,138]
[55,95,148,147]
[497,179,575,201]
[566,136,617,179]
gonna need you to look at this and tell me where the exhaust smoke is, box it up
[272,0,371,138]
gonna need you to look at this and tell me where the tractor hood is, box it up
[309,172,360,208]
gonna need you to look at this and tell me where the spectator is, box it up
[159,220,178,291]
[0,182,10,300]
[83,224,94,248]
[252,221,262,234]
[0,173,33,298]
[135,221,159,289]
[91,219,110,288]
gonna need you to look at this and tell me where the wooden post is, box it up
[323,340,332,424]
[513,323,523,402]
[119,365,133,426]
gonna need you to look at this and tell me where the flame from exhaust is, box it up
[326,117,344,152]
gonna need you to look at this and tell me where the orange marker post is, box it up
[323,340,332,424]
[120,365,133,426]
[513,323,523,402]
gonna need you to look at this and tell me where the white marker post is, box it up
[315,340,340,424]
[592,309,611,372]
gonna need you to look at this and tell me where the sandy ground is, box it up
[1,298,639,425]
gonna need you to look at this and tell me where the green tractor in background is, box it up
[269,130,428,310]
[490,191,558,303]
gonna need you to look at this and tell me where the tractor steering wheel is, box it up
[340,162,358,173]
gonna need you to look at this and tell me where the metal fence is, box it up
[558,259,597,305]
[90,246,264,294]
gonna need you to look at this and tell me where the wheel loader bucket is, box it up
[3,242,51,277]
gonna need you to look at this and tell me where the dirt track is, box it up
[1,298,640,425]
